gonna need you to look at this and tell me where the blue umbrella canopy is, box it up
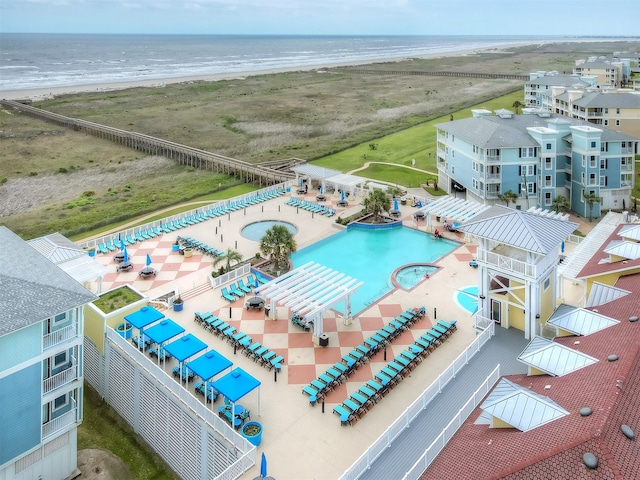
[341,189,345,201]
[120,238,126,251]
[260,452,267,478]
[561,241,565,254]
[394,199,399,211]
[123,247,129,263]
[146,253,152,266]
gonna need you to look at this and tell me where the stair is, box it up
[180,282,211,301]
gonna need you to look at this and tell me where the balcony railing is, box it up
[43,324,78,350]
[485,191,500,199]
[621,163,633,171]
[42,404,77,440]
[43,361,77,395]
[621,147,634,154]
[484,173,501,182]
[477,250,535,277]
[484,155,500,163]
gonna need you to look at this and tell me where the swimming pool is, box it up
[395,265,439,290]
[456,285,479,314]
[291,226,458,315]
[241,220,297,241]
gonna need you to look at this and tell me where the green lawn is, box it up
[79,385,177,479]
[312,91,524,176]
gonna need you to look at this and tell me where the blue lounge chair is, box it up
[97,243,109,254]
[229,283,245,298]
[237,279,252,293]
[105,240,117,252]
[246,274,259,288]
[221,287,236,302]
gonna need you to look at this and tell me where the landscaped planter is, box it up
[173,300,184,312]
[172,244,180,252]
[116,322,133,339]
[241,421,263,446]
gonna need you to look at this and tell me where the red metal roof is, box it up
[577,224,640,279]
[421,273,640,480]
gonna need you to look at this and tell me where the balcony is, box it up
[484,154,501,163]
[477,249,557,279]
[621,147,634,154]
[42,401,78,440]
[43,324,78,350]
[43,361,78,395]
[484,173,501,183]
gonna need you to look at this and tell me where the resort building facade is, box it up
[0,226,97,480]
[434,110,639,218]
[524,71,596,108]
[551,88,640,138]
[573,55,631,88]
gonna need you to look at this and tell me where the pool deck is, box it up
[90,189,588,480]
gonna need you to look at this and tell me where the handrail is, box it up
[340,322,495,480]
[402,365,501,480]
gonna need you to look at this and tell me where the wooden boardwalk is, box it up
[0,99,298,186]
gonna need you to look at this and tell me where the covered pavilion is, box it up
[143,318,185,365]
[256,261,364,341]
[187,349,233,408]
[290,164,366,198]
[211,367,262,416]
[164,333,207,390]
[124,305,165,345]
[418,196,491,230]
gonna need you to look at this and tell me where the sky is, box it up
[1,0,639,36]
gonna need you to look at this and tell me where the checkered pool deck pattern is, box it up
[87,192,515,480]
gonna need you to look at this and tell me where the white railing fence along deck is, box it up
[340,322,495,480]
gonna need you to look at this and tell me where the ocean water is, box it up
[0,33,563,92]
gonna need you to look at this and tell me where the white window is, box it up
[616,108,620,114]
[546,143,552,150]
[52,394,69,413]
[600,176,608,187]
[545,158,552,170]
[472,178,479,190]
[589,173,597,185]
[590,156,597,168]
[520,165,536,176]
[451,165,455,174]
[604,119,609,126]
[54,351,68,368]
[582,155,586,167]
[472,162,478,172]
[544,277,550,291]
[600,159,608,169]
[616,120,620,126]
[591,141,596,148]
[544,192,552,205]
[605,108,609,114]
[545,175,552,187]
[52,312,67,327]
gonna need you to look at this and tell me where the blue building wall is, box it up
[0,323,41,371]
[0,363,41,465]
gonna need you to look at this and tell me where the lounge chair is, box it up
[237,279,252,293]
[269,355,284,371]
[229,283,245,298]
[97,243,109,254]
[246,274,259,288]
[105,240,117,252]
[332,404,354,425]
[255,272,270,284]
[135,231,145,242]
[221,287,236,302]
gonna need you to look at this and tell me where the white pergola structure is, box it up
[419,196,492,231]
[256,262,364,340]
[290,164,367,197]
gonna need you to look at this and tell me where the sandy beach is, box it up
[0,42,541,101]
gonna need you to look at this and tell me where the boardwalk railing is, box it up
[340,321,496,480]
[402,364,501,480]
[0,99,297,185]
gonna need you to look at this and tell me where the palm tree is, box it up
[362,188,391,222]
[583,190,602,222]
[213,247,243,273]
[260,225,297,271]
[551,195,570,214]
[497,190,519,208]
[512,100,524,114]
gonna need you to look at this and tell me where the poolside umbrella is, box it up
[146,253,152,266]
[123,247,129,264]
[561,241,565,254]
[319,185,323,194]
[260,452,267,478]
[120,238,126,251]
[394,198,399,211]
[341,189,345,202]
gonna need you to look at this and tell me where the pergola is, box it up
[124,305,165,348]
[256,261,364,339]
[419,196,492,229]
[290,164,367,197]
[211,367,262,417]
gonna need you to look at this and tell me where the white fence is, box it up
[402,364,501,480]
[339,322,496,480]
[99,328,256,480]
[209,264,251,289]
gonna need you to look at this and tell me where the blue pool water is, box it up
[396,265,439,290]
[241,220,297,241]
[456,286,479,314]
[291,226,458,315]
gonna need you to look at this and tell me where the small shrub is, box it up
[29,171,38,176]
[0,177,7,185]
[58,167,68,173]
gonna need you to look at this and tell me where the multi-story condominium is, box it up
[552,88,640,137]
[435,109,638,218]
[573,56,627,87]
[0,226,97,480]
[525,71,596,108]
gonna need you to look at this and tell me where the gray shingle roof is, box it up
[0,227,97,336]
[527,75,590,87]
[458,205,578,255]
[434,112,637,147]
[568,91,640,109]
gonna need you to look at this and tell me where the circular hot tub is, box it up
[393,264,439,290]
[241,220,297,241]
